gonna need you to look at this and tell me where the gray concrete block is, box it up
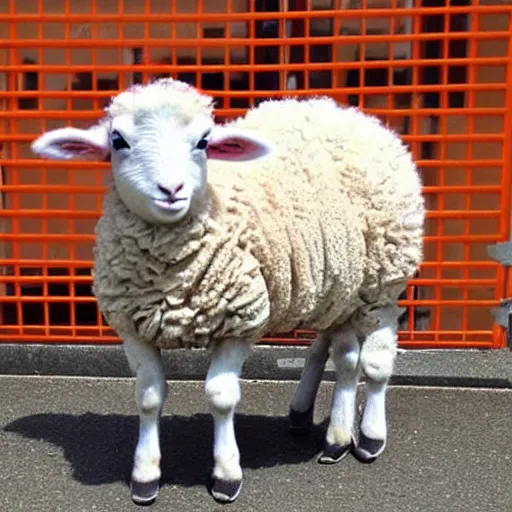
[0,343,510,388]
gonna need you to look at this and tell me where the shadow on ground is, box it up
[4,412,328,489]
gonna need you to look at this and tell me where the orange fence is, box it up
[0,0,511,349]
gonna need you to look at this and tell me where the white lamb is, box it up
[31,78,425,506]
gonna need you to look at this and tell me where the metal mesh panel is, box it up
[0,0,510,348]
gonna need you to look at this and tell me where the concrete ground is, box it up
[0,377,510,512]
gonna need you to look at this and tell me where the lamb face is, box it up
[108,109,215,225]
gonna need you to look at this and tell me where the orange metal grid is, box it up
[0,0,511,349]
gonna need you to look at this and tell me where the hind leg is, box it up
[318,324,360,464]
[354,305,399,463]
[288,333,331,435]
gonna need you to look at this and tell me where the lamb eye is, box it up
[196,137,208,150]
[111,130,130,150]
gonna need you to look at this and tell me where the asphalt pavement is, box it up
[0,376,510,512]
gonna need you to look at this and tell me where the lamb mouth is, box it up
[153,197,187,211]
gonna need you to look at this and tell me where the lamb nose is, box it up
[158,182,184,197]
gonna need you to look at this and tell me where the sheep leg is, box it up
[287,333,331,435]
[319,324,360,464]
[354,309,398,463]
[205,339,251,503]
[123,335,168,505]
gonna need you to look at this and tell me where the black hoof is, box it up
[210,477,243,503]
[287,405,314,436]
[353,432,386,464]
[318,441,352,464]
[131,478,159,506]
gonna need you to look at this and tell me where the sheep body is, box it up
[92,93,424,350]
[31,79,426,504]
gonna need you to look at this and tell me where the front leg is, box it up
[205,339,251,503]
[123,334,168,505]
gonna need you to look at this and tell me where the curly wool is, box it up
[92,89,424,349]
[106,78,214,123]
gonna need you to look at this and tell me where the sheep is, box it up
[30,77,425,506]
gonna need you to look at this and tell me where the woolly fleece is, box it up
[92,80,424,349]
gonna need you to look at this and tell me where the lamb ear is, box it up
[31,123,110,161]
[207,126,274,162]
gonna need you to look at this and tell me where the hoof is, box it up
[318,441,352,464]
[131,478,159,506]
[210,477,243,503]
[287,405,314,436]
[353,432,386,463]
